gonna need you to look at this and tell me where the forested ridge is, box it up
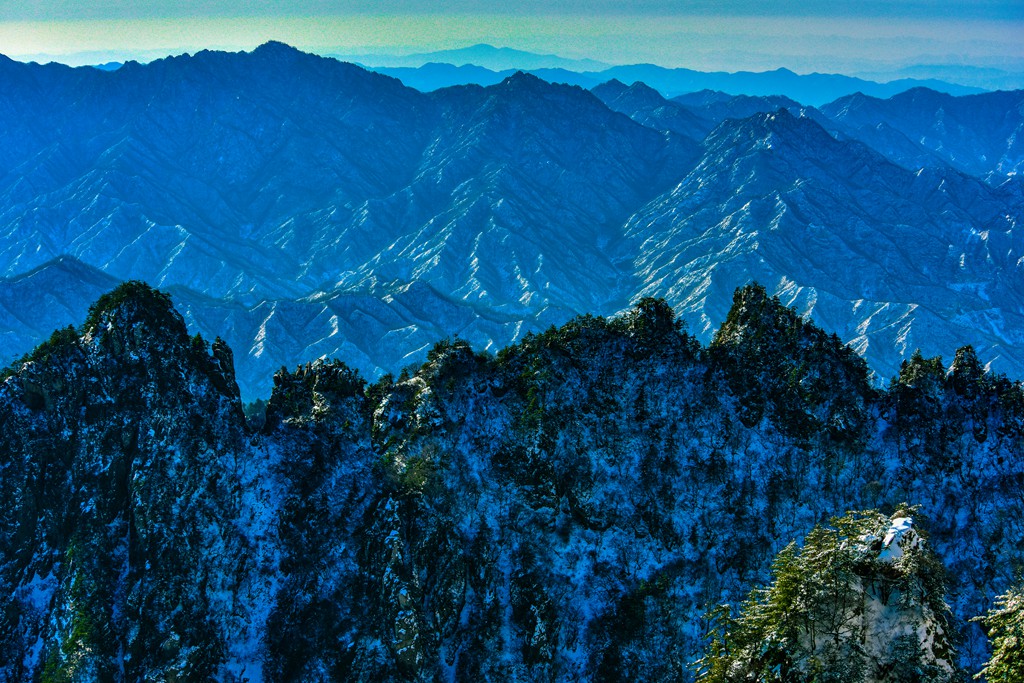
[1,281,1023,681]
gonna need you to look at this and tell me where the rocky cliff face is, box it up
[2,283,1023,681]
[0,283,252,680]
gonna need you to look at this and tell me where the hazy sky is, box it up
[1,1,1021,75]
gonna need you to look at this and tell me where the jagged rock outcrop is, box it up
[0,282,251,680]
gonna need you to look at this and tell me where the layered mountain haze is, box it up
[590,80,715,140]
[0,42,1023,399]
[359,53,986,105]
[0,256,117,357]
[340,44,612,73]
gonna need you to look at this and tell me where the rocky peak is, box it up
[591,78,629,98]
[251,40,304,59]
[708,508,957,682]
[592,78,667,110]
[498,69,548,91]
[948,345,987,397]
[265,358,367,429]
[209,336,240,398]
[625,80,668,103]
[245,40,389,88]
[712,282,795,346]
[877,516,923,562]
[483,70,604,116]
[711,283,872,436]
[3,281,246,420]
[707,106,808,147]
[82,280,189,355]
[83,280,185,334]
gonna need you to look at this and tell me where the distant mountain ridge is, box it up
[0,42,1022,400]
[336,43,987,104]
[336,43,612,72]
[819,88,1024,179]
[627,108,1024,376]
[365,59,983,106]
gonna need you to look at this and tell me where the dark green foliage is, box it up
[423,337,491,394]
[1,326,80,382]
[882,346,1024,497]
[614,296,696,357]
[190,332,209,356]
[948,346,987,398]
[264,358,366,429]
[365,373,394,416]
[974,584,1024,683]
[594,570,690,682]
[25,325,79,366]
[889,351,947,433]
[82,279,181,335]
[243,397,268,429]
[496,298,699,396]
[395,454,437,493]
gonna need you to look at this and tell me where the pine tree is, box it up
[696,507,959,683]
[974,584,1024,682]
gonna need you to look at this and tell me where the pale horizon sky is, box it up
[1,2,1021,78]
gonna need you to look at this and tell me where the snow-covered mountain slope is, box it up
[591,79,713,139]
[671,89,803,120]
[627,109,1024,382]
[0,43,1022,398]
[0,42,436,298]
[0,256,118,358]
[2,283,1022,680]
[818,88,1024,179]
[334,70,695,317]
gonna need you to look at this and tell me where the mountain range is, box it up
[365,62,984,107]
[1,42,1023,400]
[335,43,612,73]
[336,43,1000,103]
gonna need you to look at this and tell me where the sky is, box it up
[1,1,1022,79]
